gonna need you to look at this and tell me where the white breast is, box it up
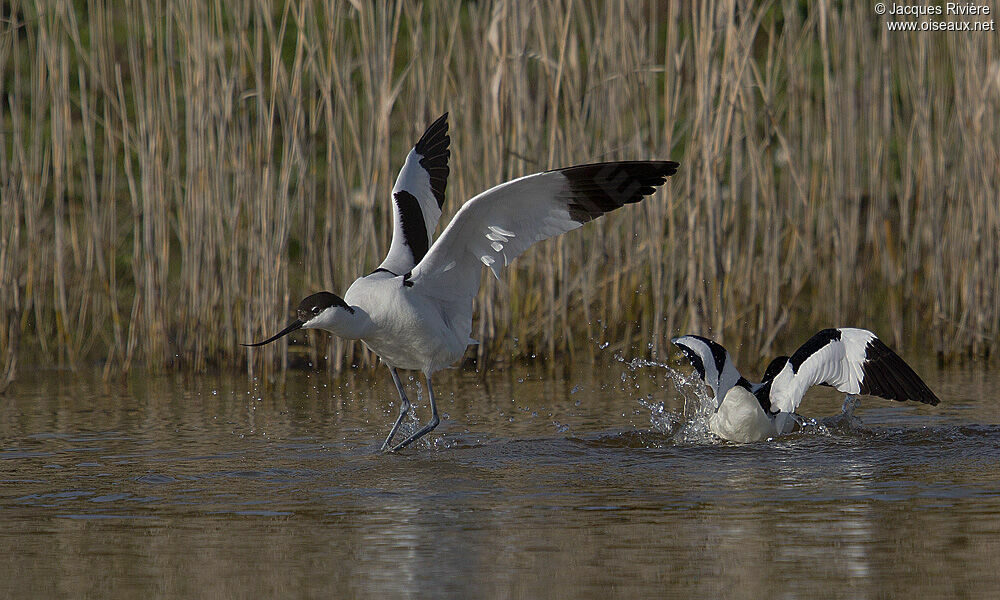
[345,275,469,372]
[709,386,777,443]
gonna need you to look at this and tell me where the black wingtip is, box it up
[860,338,942,406]
[558,160,679,223]
[414,113,450,209]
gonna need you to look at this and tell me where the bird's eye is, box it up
[312,306,318,312]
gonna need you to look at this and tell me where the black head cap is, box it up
[242,291,351,348]
[296,291,352,323]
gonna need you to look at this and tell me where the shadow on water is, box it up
[2,358,999,597]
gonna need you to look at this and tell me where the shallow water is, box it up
[2,358,999,598]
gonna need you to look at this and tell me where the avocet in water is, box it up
[671,328,941,442]
[246,113,678,451]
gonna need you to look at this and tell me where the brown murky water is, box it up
[2,357,999,598]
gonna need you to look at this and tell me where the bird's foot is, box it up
[389,415,440,452]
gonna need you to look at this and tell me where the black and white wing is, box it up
[408,161,678,314]
[377,113,451,276]
[768,327,941,414]
[671,335,748,405]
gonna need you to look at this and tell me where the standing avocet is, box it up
[671,328,941,442]
[246,113,679,451]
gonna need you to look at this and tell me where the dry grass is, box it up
[1,0,997,389]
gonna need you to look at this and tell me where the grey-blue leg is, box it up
[390,374,440,452]
[381,368,411,451]
[841,393,861,415]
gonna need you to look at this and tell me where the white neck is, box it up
[306,305,373,340]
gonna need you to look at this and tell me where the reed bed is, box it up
[1,0,997,388]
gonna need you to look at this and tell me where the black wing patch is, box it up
[708,339,729,380]
[859,338,941,405]
[688,334,729,379]
[559,161,679,223]
[394,191,430,264]
[677,345,707,381]
[414,112,450,209]
[761,356,790,383]
[751,379,774,412]
[788,328,842,373]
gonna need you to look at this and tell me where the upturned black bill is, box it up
[242,320,304,347]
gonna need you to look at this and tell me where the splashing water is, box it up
[622,355,867,444]
[619,356,720,444]
[817,394,864,432]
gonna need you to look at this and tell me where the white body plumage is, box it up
[672,328,939,443]
[709,386,781,443]
[338,272,471,373]
[247,113,678,450]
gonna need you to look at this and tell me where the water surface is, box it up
[2,358,999,598]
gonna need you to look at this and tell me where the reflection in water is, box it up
[1,362,999,598]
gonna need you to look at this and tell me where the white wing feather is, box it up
[378,114,450,275]
[410,170,578,299]
[768,328,876,414]
[671,335,745,405]
[408,161,677,345]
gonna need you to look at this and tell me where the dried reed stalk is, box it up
[0,0,996,389]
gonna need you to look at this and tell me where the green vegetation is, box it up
[1,1,997,390]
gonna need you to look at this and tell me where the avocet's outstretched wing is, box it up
[408,161,678,328]
[377,113,451,276]
[671,335,748,405]
[768,328,941,414]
